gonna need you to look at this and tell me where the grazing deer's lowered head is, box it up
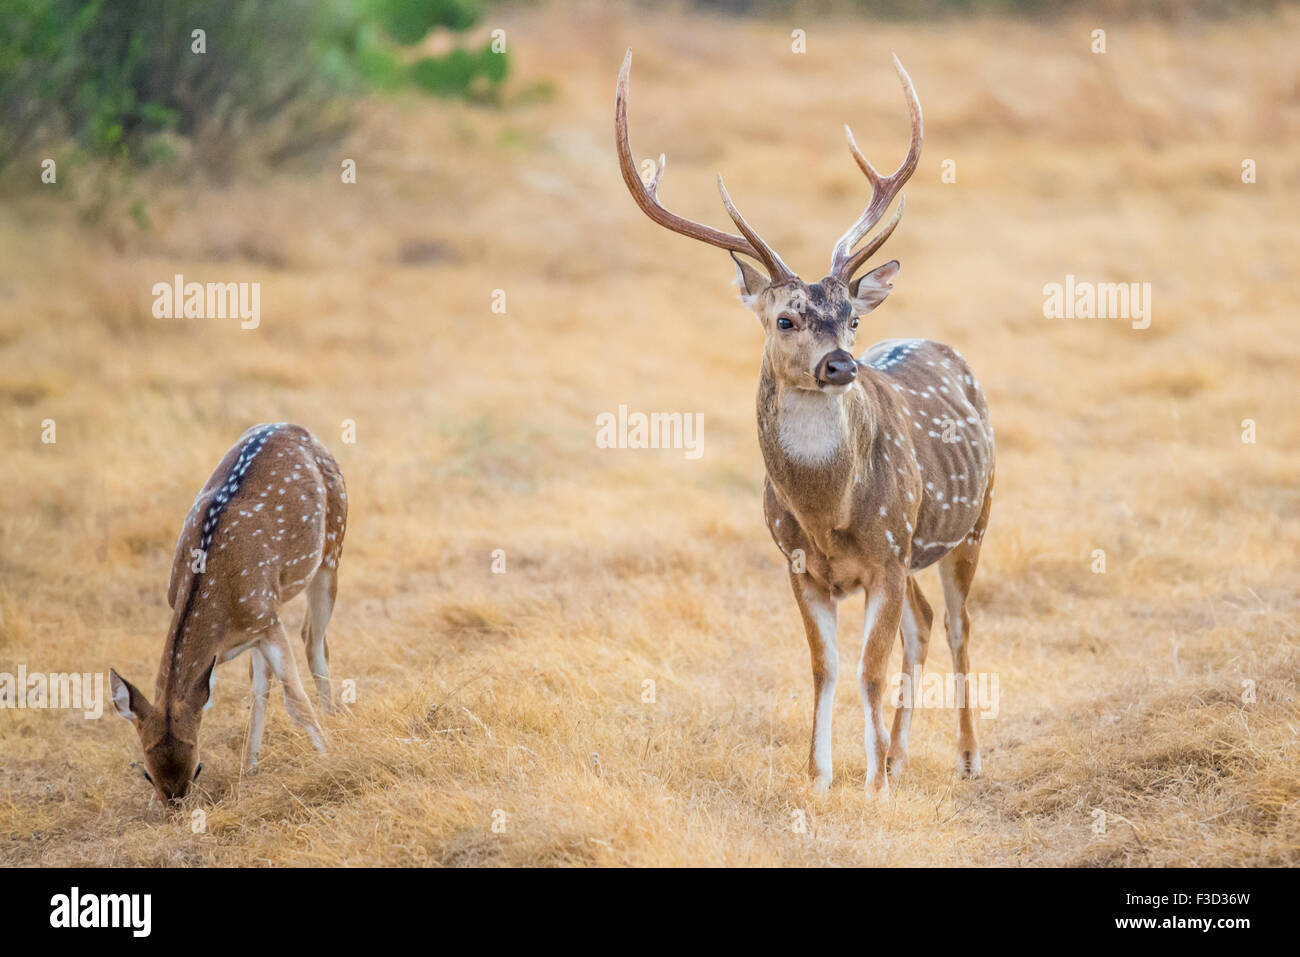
[110,423,347,803]
[109,659,214,804]
[617,51,995,798]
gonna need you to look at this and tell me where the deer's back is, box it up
[168,424,347,634]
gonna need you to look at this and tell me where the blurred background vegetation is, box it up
[0,0,510,174]
[0,0,1289,178]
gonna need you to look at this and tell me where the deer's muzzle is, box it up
[815,350,858,388]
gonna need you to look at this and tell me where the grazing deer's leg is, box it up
[301,567,337,713]
[244,646,270,772]
[938,543,983,778]
[790,569,838,792]
[859,572,906,798]
[887,576,932,777]
[260,619,326,752]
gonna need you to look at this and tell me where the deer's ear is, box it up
[189,657,218,712]
[849,260,900,315]
[730,252,770,312]
[109,669,152,722]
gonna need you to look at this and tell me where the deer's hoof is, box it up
[865,775,891,802]
[886,752,909,778]
[958,750,982,778]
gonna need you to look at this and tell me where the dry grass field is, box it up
[1,4,1298,866]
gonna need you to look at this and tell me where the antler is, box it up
[829,54,923,283]
[616,50,794,282]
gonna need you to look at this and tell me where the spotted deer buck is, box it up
[109,423,347,802]
[616,51,994,797]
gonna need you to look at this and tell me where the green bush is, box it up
[373,0,480,43]
[0,0,510,170]
[411,43,508,99]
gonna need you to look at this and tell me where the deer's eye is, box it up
[142,769,153,784]
[193,763,203,781]
[777,317,794,330]
[850,317,859,330]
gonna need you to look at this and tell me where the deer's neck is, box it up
[775,387,849,465]
[757,364,877,533]
[154,571,232,704]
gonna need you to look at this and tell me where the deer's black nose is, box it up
[816,350,858,387]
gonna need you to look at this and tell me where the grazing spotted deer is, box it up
[616,51,994,797]
[109,423,347,802]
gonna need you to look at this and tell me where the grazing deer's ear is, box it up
[849,260,900,315]
[730,252,770,312]
[109,669,151,722]
[189,656,218,712]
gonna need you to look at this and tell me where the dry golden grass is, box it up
[2,5,1299,866]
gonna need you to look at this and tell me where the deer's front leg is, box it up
[859,571,906,799]
[790,568,838,793]
[244,646,271,772]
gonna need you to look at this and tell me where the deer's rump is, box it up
[861,338,995,571]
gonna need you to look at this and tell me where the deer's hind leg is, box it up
[300,566,338,713]
[937,475,993,778]
[303,457,345,714]
[887,576,933,778]
[261,618,326,752]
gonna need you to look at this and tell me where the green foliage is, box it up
[411,43,508,100]
[365,0,508,101]
[0,0,510,170]
[372,0,481,44]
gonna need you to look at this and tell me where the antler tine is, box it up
[616,49,793,281]
[716,176,794,282]
[840,195,905,285]
[830,54,923,282]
